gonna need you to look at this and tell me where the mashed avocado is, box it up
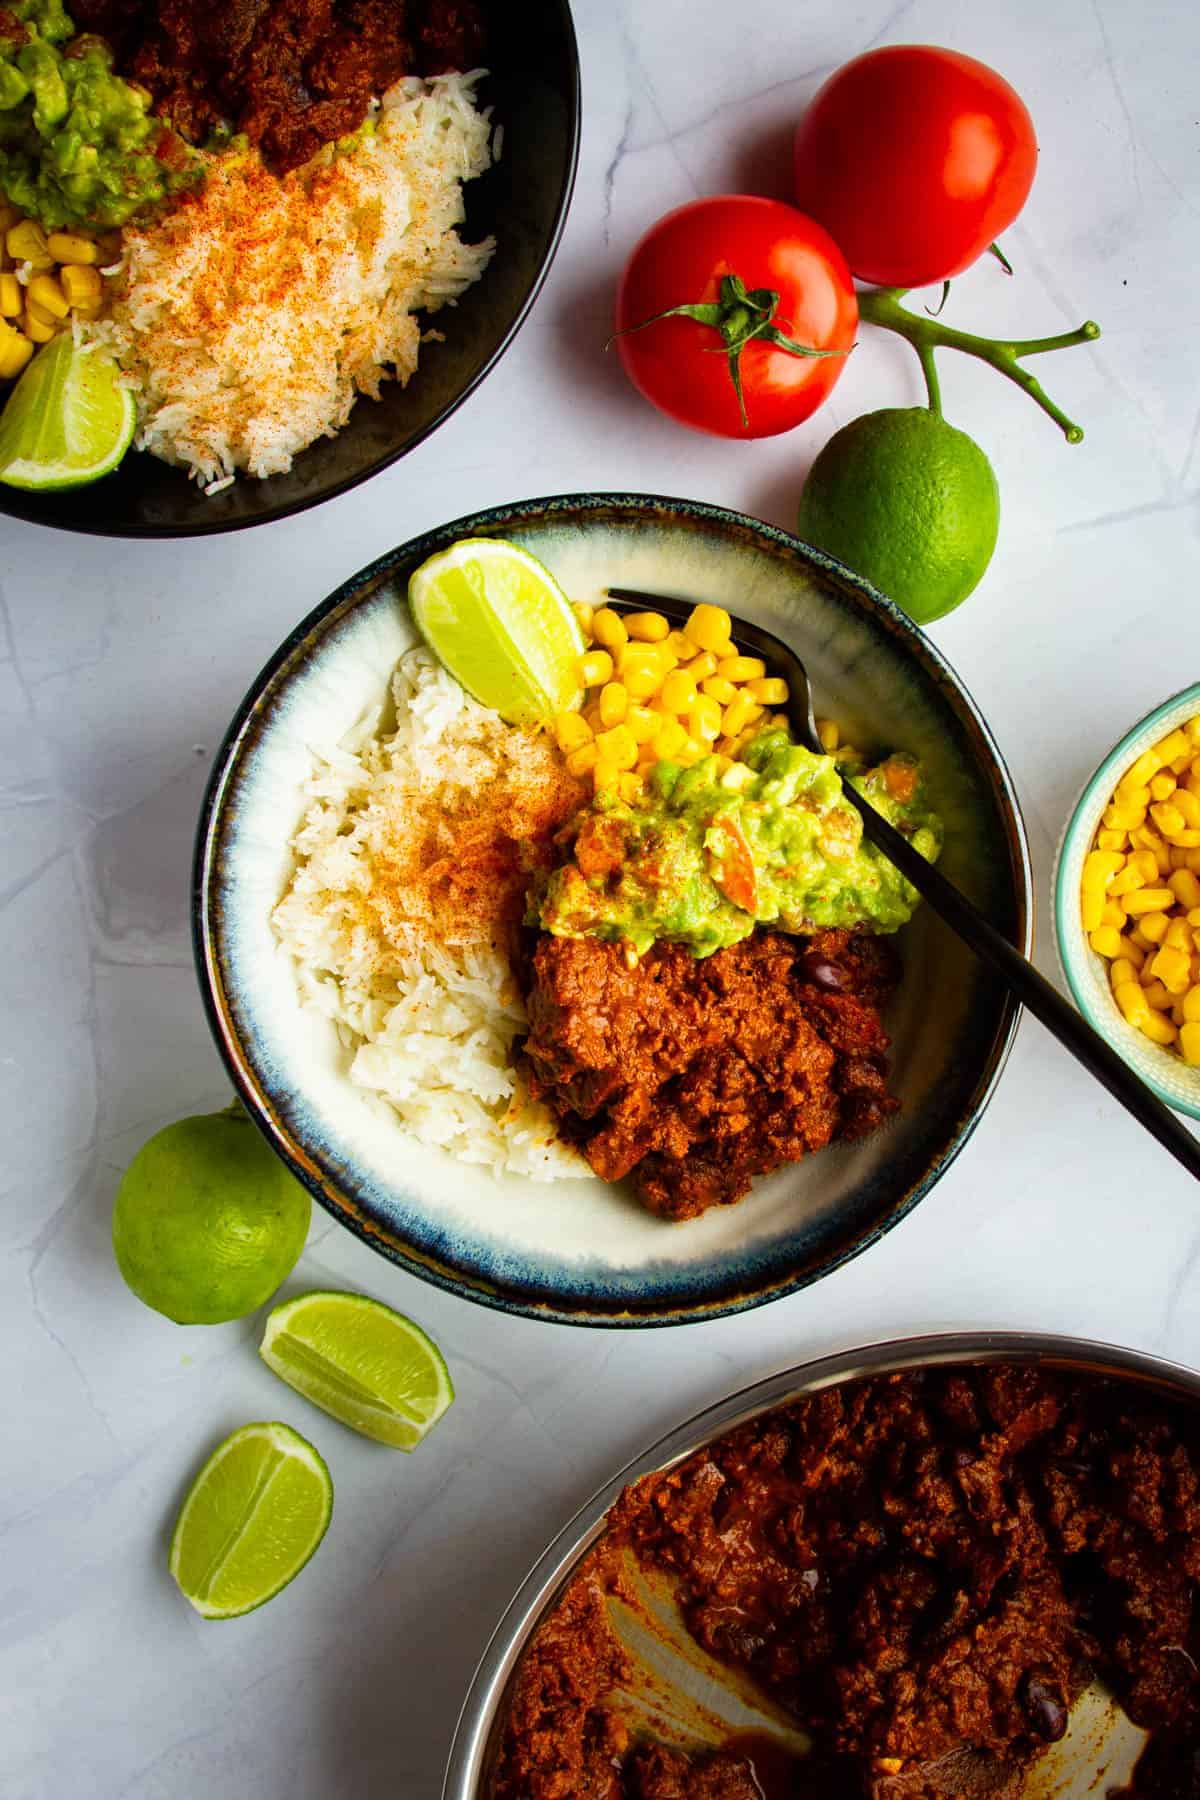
[0,0,196,229]
[537,726,943,958]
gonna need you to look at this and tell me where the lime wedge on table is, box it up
[409,537,585,725]
[0,333,135,491]
[260,1290,455,1450]
[169,1422,332,1620]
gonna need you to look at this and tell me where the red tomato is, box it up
[614,196,857,439]
[793,46,1038,288]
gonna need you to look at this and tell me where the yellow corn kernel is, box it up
[1108,866,1145,898]
[1081,882,1106,934]
[566,742,598,777]
[1174,789,1200,829]
[26,296,62,329]
[659,668,698,714]
[1117,934,1145,968]
[1169,869,1200,911]
[592,607,628,651]
[1100,899,1127,928]
[1089,926,1123,959]
[1130,825,1172,871]
[815,717,840,753]
[722,692,759,739]
[701,675,738,707]
[70,299,102,322]
[1171,829,1200,847]
[597,681,628,728]
[1151,801,1186,838]
[1124,886,1176,915]
[716,654,766,684]
[1125,748,1162,786]
[1115,981,1151,1028]
[1096,828,1128,851]
[6,219,53,269]
[1118,780,1153,809]
[683,650,718,683]
[1188,717,1200,744]
[578,649,613,688]
[1103,802,1146,832]
[1155,728,1190,765]
[626,706,659,745]
[27,273,69,319]
[1131,848,1161,883]
[1165,916,1195,953]
[1149,771,1178,802]
[593,758,620,795]
[23,306,55,342]
[593,724,638,770]
[1084,849,1126,881]
[688,696,723,744]
[1137,910,1170,944]
[1151,945,1192,994]
[0,322,32,379]
[0,272,18,317]
[684,603,732,652]
[624,611,669,643]
[46,229,101,265]
[616,771,643,804]
[657,629,690,660]
[1171,847,1192,871]
[622,667,660,703]
[1141,1011,1178,1046]
[1142,979,1175,1010]
[574,601,594,637]
[554,710,592,753]
[1181,1021,1200,1064]
[1110,958,1139,990]
[1180,986,1200,1023]
[650,718,688,761]
[746,676,789,705]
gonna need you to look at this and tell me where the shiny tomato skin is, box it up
[793,46,1038,288]
[614,196,858,439]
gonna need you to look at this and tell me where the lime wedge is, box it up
[409,537,585,725]
[0,332,135,491]
[169,1422,332,1620]
[259,1290,455,1451]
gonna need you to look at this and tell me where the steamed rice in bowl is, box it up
[272,648,589,1181]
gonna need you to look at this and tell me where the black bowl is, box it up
[0,0,580,538]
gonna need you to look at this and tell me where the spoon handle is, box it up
[847,788,1200,1180]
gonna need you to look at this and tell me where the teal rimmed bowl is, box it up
[1054,681,1200,1122]
[194,493,1032,1326]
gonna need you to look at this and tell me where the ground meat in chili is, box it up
[69,0,487,173]
[493,1366,1200,1797]
[520,928,901,1219]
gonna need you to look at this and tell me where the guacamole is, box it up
[536,727,943,958]
[0,0,197,229]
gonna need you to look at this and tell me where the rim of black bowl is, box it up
[0,2,581,539]
[193,493,1034,1327]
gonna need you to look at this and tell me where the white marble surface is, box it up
[4,1,1200,1794]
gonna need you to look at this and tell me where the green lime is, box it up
[169,1421,332,1619]
[260,1290,455,1450]
[796,407,1001,625]
[112,1108,311,1325]
[409,536,585,725]
[0,332,135,490]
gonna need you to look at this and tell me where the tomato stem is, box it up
[610,272,847,428]
[857,287,1100,443]
[988,241,1015,276]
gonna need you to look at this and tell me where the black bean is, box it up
[799,953,848,991]
[1021,1673,1068,1741]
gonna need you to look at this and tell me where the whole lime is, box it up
[796,407,1000,624]
[112,1109,311,1325]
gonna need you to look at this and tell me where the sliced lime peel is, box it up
[169,1421,332,1621]
[0,332,135,490]
[409,537,585,726]
[260,1290,455,1451]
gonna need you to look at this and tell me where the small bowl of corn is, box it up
[1055,682,1200,1119]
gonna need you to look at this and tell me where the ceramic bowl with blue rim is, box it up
[1054,681,1200,1121]
[193,494,1032,1326]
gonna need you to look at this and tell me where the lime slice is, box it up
[0,332,135,491]
[259,1290,455,1451]
[409,537,585,725]
[169,1422,332,1620]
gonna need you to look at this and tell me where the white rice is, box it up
[89,73,495,491]
[273,650,588,1181]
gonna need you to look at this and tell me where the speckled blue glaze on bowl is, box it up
[193,495,1032,1326]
